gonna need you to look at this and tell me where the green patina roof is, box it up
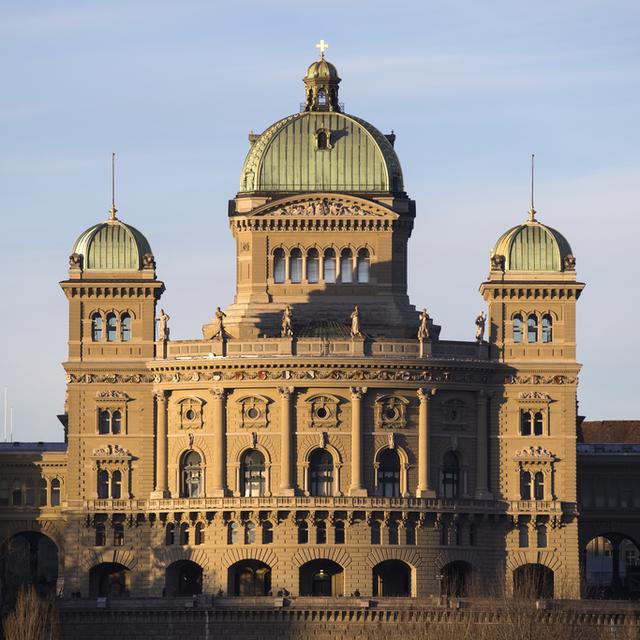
[492,220,573,272]
[72,219,152,271]
[239,112,403,194]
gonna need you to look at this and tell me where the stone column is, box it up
[475,390,492,498]
[417,388,435,497]
[349,387,368,496]
[278,386,295,496]
[152,390,170,498]
[210,388,226,496]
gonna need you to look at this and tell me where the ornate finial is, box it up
[315,39,329,59]
[528,153,536,223]
[108,152,118,221]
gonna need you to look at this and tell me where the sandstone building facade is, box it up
[1,51,637,606]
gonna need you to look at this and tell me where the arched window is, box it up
[111,470,122,499]
[113,522,124,546]
[520,471,532,500]
[441,452,459,499]
[12,479,22,506]
[120,313,131,341]
[371,520,381,545]
[468,523,476,547]
[537,524,548,548]
[241,449,265,497]
[0,480,8,506]
[316,521,327,544]
[165,523,175,545]
[323,249,336,283]
[194,522,204,546]
[334,520,345,544]
[527,314,538,343]
[317,90,327,107]
[228,522,239,545]
[97,470,109,499]
[289,248,302,283]
[179,522,189,545]
[519,524,529,548]
[245,522,257,544]
[262,521,273,544]
[39,479,48,506]
[307,249,319,283]
[340,249,353,283]
[98,410,110,435]
[24,479,35,506]
[91,313,103,341]
[377,448,401,497]
[406,522,417,546]
[273,249,285,284]
[388,520,399,545]
[439,521,449,546]
[106,313,117,342]
[95,523,106,546]
[534,472,545,500]
[51,478,61,507]
[542,315,553,343]
[180,451,202,498]
[520,411,532,436]
[309,449,333,496]
[513,314,523,343]
[111,410,122,435]
[533,412,544,436]
[298,521,308,544]
[356,249,370,283]
[317,129,328,149]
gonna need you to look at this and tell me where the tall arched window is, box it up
[24,479,35,506]
[527,314,538,343]
[113,522,124,546]
[111,410,122,435]
[356,249,370,283]
[98,410,110,435]
[316,521,327,544]
[51,478,61,506]
[371,520,381,545]
[441,452,459,498]
[39,479,48,506]
[519,524,529,548]
[334,520,345,545]
[520,411,532,436]
[97,470,109,499]
[289,248,302,283]
[513,314,523,343]
[245,522,257,544]
[317,90,327,107]
[95,522,106,546]
[180,451,202,498]
[542,315,553,343]
[228,522,239,545]
[241,449,266,497]
[317,129,328,149]
[262,521,273,544]
[534,472,545,500]
[178,522,189,545]
[307,249,319,283]
[165,523,175,545]
[388,520,399,545]
[439,521,449,546]
[537,524,548,548]
[340,249,353,283]
[298,521,308,544]
[111,470,122,499]
[106,313,117,342]
[194,522,204,546]
[323,249,336,283]
[406,521,417,545]
[273,249,285,284]
[533,412,544,436]
[520,471,532,500]
[91,313,103,341]
[377,448,401,497]
[120,313,131,341]
[12,480,22,506]
[309,449,333,496]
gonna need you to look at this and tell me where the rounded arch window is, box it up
[534,472,545,500]
[533,412,544,436]
[309,449,333,497]
[111,410,122,435]
[441,451,459,499]
[377,448,401,497]
[542,314,553,343]
[323,249,336,283]
[228,522,239,545]
[298,521,309,544]
[340,249,353,283]
[111,470,122,499]
[316,129,328,149]
[527,315,538,343]
[106,313,117,342]
[273,249,285,284]
[356,249,370,283]
[241,449,266,497]
[513,314,523,343]
[180,451,203,498]
[520,471,532,500]
[51,478,61,506]
[98,410,111,435]
[290,248,303,283]
[120,313,131,342]
[91,313,103,342]
[307,249,319,283]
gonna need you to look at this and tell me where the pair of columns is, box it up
[153,386,491,499]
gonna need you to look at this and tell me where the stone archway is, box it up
[585,533,640,598]
[372,560,411,596]
[89,562,130,598]
[165,560,203,597]
[513,563,554,599]
[441,561,473,597]
[228,560,272,596]
[299,559,344,596]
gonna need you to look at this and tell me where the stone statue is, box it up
[417,308,431,341]
[212,307,227,339]
[350,306,362,338]
[157,309,170,341]
[475,311,486,343]
[281,305,293,337]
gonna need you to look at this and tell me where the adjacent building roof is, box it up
[0,442,67,452]
[578,420,640,444]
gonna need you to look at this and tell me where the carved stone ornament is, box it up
[237,395,269,429]
[95,390,130,401]
[308,395,340,429]
[176,397,205,430]
[265,198,385,218]
[142,253,156,269]
[92,444,131,458]
[490,254,505,271]
[441,399,467,427]
[563,254,576,270]
[69,253,83,269]
[518,391,552,401]
[375,395,409,429]
[515,446,555,460]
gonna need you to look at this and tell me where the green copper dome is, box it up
[491,218,574,272]
[304,58,340,82]
[72,217,152,271]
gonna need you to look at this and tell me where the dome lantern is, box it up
[302,40,342,113]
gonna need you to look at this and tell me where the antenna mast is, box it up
[528,153,536,222]
[109,152,118,221]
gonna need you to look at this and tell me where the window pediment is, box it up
[515,446,555,462]
[374,395,409,430]
[91,444,132,460]
[307,394,341,429]
[236,395,270,428]
[175,396,205,430]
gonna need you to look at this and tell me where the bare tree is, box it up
[2,586,60,640]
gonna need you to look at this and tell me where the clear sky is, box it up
[1,1,639,441]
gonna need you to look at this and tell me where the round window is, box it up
[247,407,260,420]
[185,409,196,421]
[384,407,399,421]
[315,407,329,419]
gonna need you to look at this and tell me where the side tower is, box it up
[480,203,584,598]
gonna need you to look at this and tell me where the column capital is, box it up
[417,387,435,402]
[277,385,294,398]
[209,387,226,401]
[153,389,169,403]
[349,386,367,399]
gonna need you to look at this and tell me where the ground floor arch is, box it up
[440,561,473,597]
[372,560,412,596]
[299,559,344,596]
[165,560,203,597]
[585,533,640,598]
[89,562,131,598]
[513,563,554,599]
[228,560,272,596]
[1,531,58,600]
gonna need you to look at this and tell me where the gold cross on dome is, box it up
[315,39,329,58]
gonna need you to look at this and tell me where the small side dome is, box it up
[491,219,575,273]
[304,58,340,82]
[71,218,153,271]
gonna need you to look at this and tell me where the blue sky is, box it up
[1,1,639,441]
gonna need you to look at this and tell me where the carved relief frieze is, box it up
[91,444,132,459]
